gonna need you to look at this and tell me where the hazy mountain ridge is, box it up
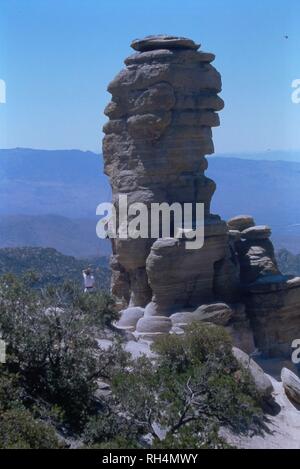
[207,157,300,253]
[0,148,110,218]
[0,214,110,258]
[1,148,300,254]
[214,150,300,163]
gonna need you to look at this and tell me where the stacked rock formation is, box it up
[227,214,300,357]
[103,35,233,331]
[103,35,300,358]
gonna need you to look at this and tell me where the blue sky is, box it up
[0,0,299,153]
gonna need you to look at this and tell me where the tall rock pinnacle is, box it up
[103,35,231,320]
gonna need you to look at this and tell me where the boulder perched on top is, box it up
[241,225,271,240]
[227,215,255,232]
[194,303,233,326]
[131,35,200,52]
[232,347,273,398]
[281,367,300,404]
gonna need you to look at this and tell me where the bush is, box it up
[0,274,119,429]
[83,413,141,449]
[42,280,118,328]
[0,274,264,449]
[0,409,62,449]
[108,322,263,449]
[0,371,24,412]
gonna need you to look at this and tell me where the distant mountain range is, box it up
[0,148,110,218]
[0,245,295,292]
[207,157,300,253]
[0,147,300,255]
[214,150,300,163]
[0,214,110,258]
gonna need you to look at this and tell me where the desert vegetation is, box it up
[0,274,264,448]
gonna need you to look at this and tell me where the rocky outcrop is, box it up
[237,239,280,285]
[281,367,300,404]
[103,35,300,358]
[227,215,255,232]
[167,303,232,331]
[145,227,228,315]
[224,303,255,354]
[228,215,300,357]
[241,225,272,240]
[103,34,235,337]
[193,303,233,325]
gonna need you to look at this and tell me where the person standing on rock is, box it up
[82,267,95,293]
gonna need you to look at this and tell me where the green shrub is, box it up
[0,371,24,412]
[0,274,264,449]
[0,274,119,429]
[83,413,141,449]
[0,409,62,449]
[109,322,263,449]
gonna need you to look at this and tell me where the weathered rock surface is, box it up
[169,303,233,328]
[231,215,300,357]
[246,275,300,357]
[227,215,255,232]
[169,303,255,353]
[237,239,280,285]
[146,227,228,314]
[228,229,241,241]
[225,303,255,355]
[135,315,172,341]
[103,34,230,337]
[213,244,240,302]
[170,311,195,327]
[114,306,144,331]
[193,303,233,325]
[241,225,271,240]
[131,35,200,52]
[232,347,273,397]
[281,367,300,404]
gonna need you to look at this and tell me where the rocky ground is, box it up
[221,373,300,449]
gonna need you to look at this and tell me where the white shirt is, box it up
[83,273,95,288]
